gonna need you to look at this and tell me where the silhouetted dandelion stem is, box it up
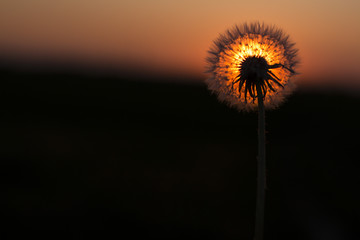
[254,82,266,240]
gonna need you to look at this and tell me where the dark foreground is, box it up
[1,67,360,239]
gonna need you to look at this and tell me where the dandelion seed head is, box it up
[206,22,299,111]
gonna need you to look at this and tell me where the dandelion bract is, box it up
[206,22,299,111]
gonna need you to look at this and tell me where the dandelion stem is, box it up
[254,83,266,240]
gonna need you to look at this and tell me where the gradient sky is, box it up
[1,0,360,87]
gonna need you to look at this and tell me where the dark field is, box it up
[1,65,360,239]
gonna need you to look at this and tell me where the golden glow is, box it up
[1,1,360,84]
[215,34,291,104]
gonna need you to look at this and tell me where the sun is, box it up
[206,23,299,111]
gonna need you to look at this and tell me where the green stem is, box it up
[254,83,266,240]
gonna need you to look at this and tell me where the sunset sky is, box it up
[1,0,360,88]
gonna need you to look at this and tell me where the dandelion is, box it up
[205,22,299,240]
[206,22,299,111]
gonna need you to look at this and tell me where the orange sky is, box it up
[1,0,360,87]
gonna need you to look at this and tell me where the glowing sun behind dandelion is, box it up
[206,22,299,111]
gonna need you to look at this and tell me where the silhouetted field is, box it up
[1,66,360,239]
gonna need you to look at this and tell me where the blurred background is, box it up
[1,0,360,239]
